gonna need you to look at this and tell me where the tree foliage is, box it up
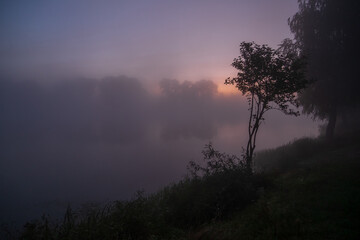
[225,41,307,170]
[289,0,360,138]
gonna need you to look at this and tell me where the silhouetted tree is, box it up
[225,41,307,171]
[289,0,360,139]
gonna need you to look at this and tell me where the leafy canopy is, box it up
[225,41,308,169]
[225,41,307,116]
[288,0,360,138]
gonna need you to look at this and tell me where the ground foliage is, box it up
[9,144,265,240]
[5,135,360,239]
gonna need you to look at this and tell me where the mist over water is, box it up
[0,0,320,227]
[0,76,318,225]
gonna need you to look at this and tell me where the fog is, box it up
[0,0,321,227]
[0,76,318,224]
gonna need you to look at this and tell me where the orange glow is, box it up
[212,68,238,95]
[217,84,238,95]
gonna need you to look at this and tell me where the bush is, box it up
[157,143,267,229]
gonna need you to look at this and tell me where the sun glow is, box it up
[217,82,239,95]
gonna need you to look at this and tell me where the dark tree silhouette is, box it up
[225,41,307,171]
[289,0,360,139]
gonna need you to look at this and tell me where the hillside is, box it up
[3,135,360,240]
[196,136,360,239]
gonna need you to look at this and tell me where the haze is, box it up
[0,0,318,225]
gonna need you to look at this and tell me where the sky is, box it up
[0,0,319,225]
[1,0,299,82]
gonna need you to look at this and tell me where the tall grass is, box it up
[11,134,360,239]
[254,137,324,172]
[12,143,267,240]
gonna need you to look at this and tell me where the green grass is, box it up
[196,136,360,239]
[6,134,360,239]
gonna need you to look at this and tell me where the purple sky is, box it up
[0,0,319,225]
[1,0,298,81]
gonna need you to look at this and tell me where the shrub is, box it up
[157,143,268,229]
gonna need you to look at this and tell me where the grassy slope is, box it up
[11,136,360,239]
[197,137,360,239]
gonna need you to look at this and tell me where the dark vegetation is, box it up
[225,41,307,169]
[195,134,360,239]
[6,144,266,239]
[3,134,359,239]
[3,0,360,239]
[289,0,360,139]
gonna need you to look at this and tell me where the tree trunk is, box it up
[326,105,337,139]
[245,145,253,171]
